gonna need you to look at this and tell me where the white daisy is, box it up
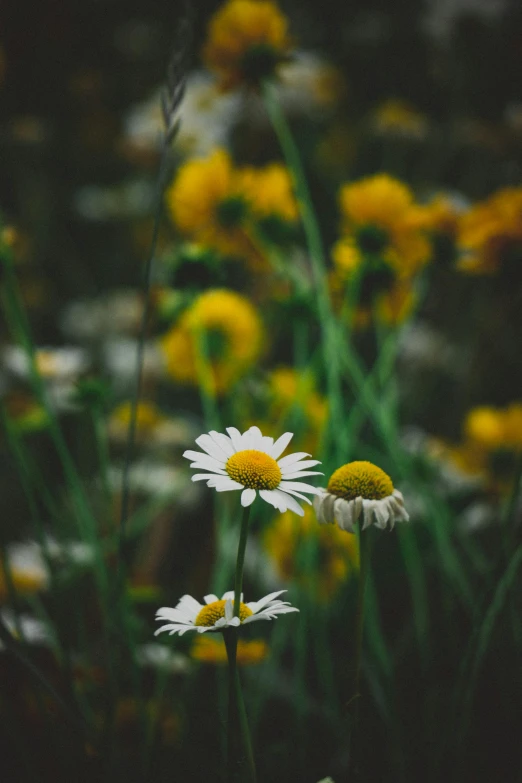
[183,425,322,516]
[313,461,409,532]
[155,590,298,636]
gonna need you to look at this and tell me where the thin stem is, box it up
[262,80,344,463]
[347,525,373,780]
[223,629,257,783]
[233,505,252,618]
[222,503,256,783]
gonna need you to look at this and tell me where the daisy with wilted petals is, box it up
[314,460,409,532]
[183,425,322,515]
[155,590,298,636]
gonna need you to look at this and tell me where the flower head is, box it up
[183,425,322,515]
[335,174,431,280]
[457,187,522,274]
[155,590,298,636]
[314,460,409,532]
[202,0,292,90]
[161,289,263,395]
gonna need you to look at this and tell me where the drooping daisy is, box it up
[183,425,322,515]
[313,461,409,532]
[155,590,298,636]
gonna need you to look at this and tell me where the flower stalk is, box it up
[224,504,257,783]
[347,524,373,778]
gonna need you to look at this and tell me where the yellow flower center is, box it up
[226,449,282,490]
[195,599,253,627]
[327,460,394,501]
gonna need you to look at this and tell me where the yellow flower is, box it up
[191,636,269,666]
[464,407,506,450]
[314,461,409,532]
[202,0,292,90]
[166,149,298,264]
[502,404,522,450]
[411,195,464,239]
[110,401,164,436]
[165,148,257,262]
[264,505,359,601]
[337,174,431,278]
[371,99,428,139]
[457,187,522,274]
[465,404,522,453]
[434,403,522,492]
[240,162,298,223]
[161,289,263,395]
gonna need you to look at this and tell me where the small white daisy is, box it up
[155,590,298,636]
[183,425,322,516]
[313,461,409,532]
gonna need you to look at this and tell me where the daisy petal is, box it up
[270,432,294,459]
[280,459,321,474]
[241,488,256,507]
[190,473,226,482]
[277,486,312,503]
[226,427,244,451]
[194,435,229,461]
[277,452,311,467]
[204,594,219,604]
[209,431,235,457]
[273,488,305,516]
[246,590,287,613]
[279,480,322,494]
[279,470,323,480]
[259,489,287,512]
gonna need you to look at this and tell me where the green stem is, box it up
[262,80,344,463]
[347,525,373,779]
[233,505,252,618]
[222,504,256,783]
[223,629,256,783]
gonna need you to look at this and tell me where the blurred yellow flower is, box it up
[166,149,298,265]
[465,404,522,452]
[108,400,166,442]
[412,195,465,239]
[191,635,269,665]
[202,0,292,90]
[457,187,522,274]
[337,173,430,278]
[264,505,359,601]
[161,289,263,395]
[240,162,298,223]
[371,99,428,139]
[464,407,506,450]
[165,148,256,262]
[434,403,522,491]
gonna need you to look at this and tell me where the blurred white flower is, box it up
[123,71,240,158]
[135,643,190,674]
[61,291,143,341]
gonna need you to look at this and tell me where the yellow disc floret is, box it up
[195,599,253,627]
[226,449,282,490]
[327,461,394,501]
